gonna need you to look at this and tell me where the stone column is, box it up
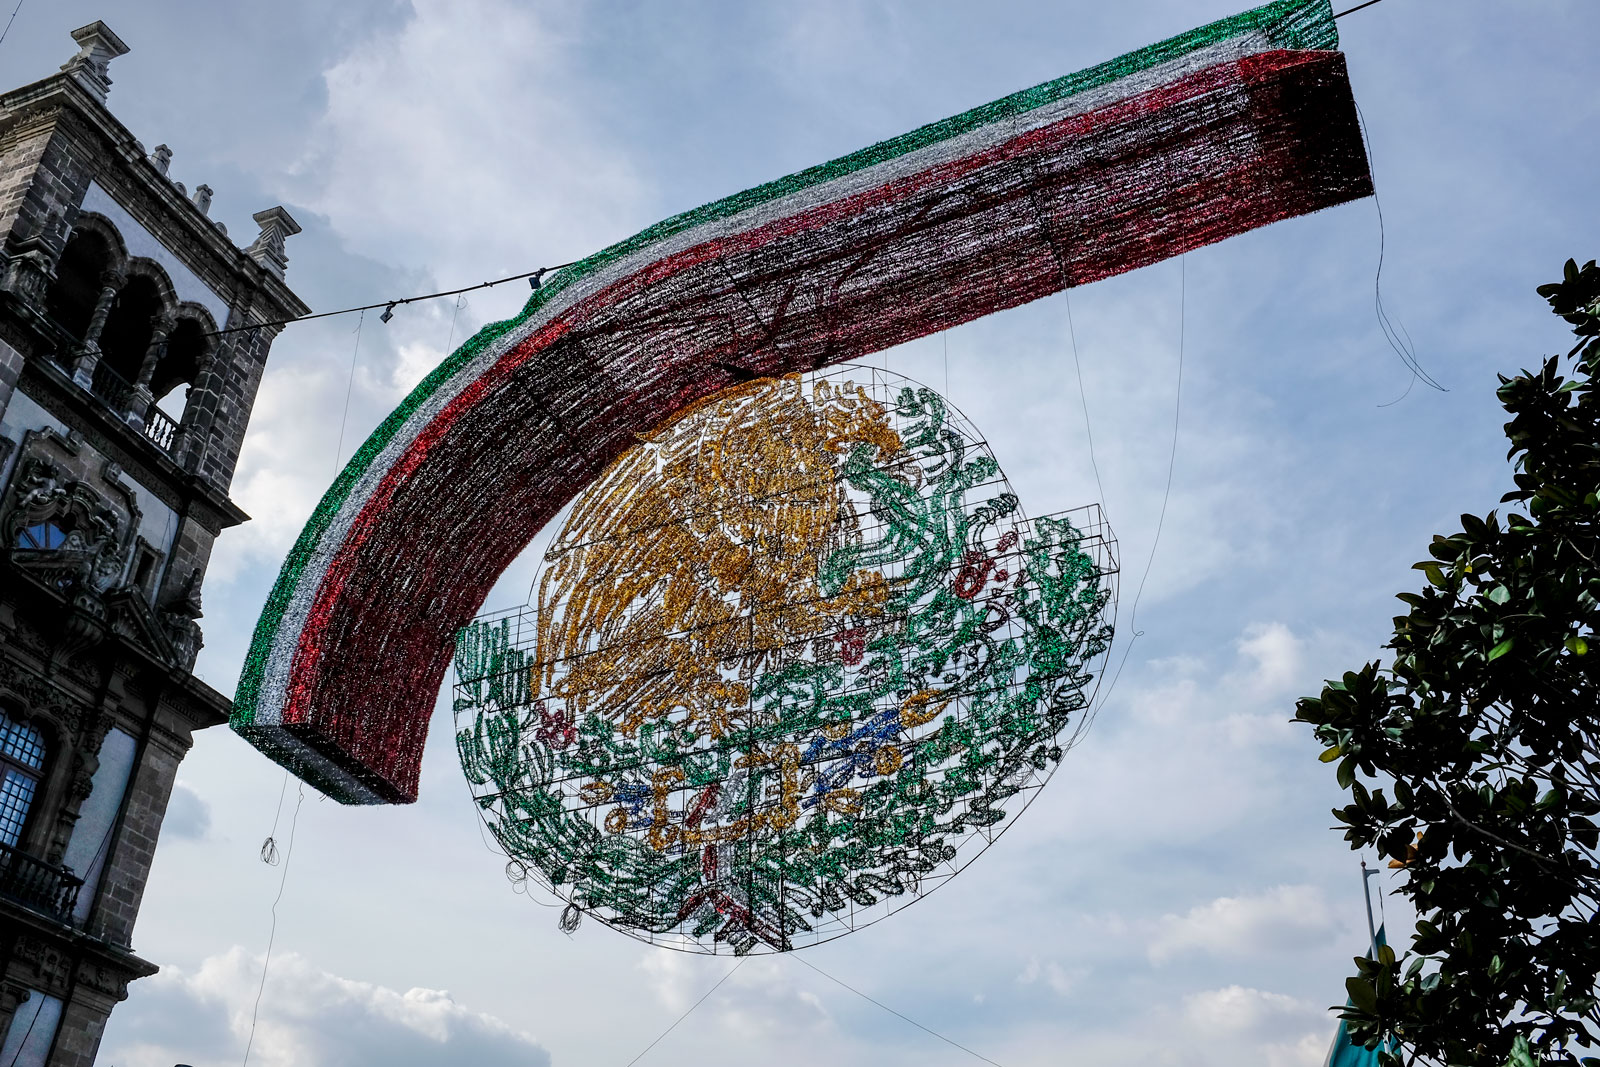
[123,312,173,429]
[69,268,126,388]
[169,343,215,466]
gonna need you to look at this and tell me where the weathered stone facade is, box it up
[0,21,307,1064]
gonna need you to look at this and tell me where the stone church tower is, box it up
[0,22,307,1064]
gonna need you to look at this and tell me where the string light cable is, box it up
[210,262,577,338]
[207,2,1382,341]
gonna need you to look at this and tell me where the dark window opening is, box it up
[15,519,73,551]
[98,275,162,384]
[133,546,158,592]
[43,230,113,344]
[0,711,46,849]
[150,318,207,422]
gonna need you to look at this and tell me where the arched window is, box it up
[150,317,208,422]
[0,712,46,849]
[98,275,162,383]
[44,230,113,342]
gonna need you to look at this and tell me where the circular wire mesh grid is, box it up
[453,366,1117,953]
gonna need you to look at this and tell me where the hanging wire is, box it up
[1087,253,1187,716]
[259,771,289,866]
[208,261,576,338]
[1350,100,1445,404]
[333,311,365,469]
[243,782,306,1067]
[445,294,467,355]
[622,957,747,1067]
[791,954,1007,1067]
[1064,291,1109,516]
[3,998,39,1067]
[942,331,950,395]
[0,0,23,49]
[1334,0,1389,17]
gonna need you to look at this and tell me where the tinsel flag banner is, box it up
[233,0,1371,805]
[453,370,1119,952]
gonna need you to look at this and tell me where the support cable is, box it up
[243,782,306,1066]
[333,311,365,468]
[621,957,746,1067]
[1334,0,1388,18]
[1088,253,1186,716]
[0,0,23,49]
[208,262,577,338]
[791,953,1007,1067]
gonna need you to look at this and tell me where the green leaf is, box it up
[1567,636,1589,656]
[1319,745,1344,763]
[1345,975,1379,1016]
[1488,637,1515,661]
[1337,757,1356,790]
[1488,584,1511,604]
[1506,1034,1537,1067]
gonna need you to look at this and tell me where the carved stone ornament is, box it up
[0,655,80,735]
[10,934,71,996]
[0,429,205,669]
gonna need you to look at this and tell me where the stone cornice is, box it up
[0,72,310,320]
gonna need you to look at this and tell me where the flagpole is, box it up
[1361,859,1381,958]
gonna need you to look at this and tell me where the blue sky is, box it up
[7,1,1599,1064]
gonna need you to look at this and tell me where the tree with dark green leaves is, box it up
[1296,259,1600,1067]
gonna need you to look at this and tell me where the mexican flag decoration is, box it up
[233,0,1372,805]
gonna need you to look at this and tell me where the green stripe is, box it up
[233,0,1335,726]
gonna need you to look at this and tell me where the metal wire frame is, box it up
[453,365,1120,953]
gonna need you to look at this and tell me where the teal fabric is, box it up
[1324,926,1398,1067]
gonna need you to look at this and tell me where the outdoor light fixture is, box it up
[380,302,396,324]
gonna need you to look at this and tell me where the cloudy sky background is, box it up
[7,0,1599,1063]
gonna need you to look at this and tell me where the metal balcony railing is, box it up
[0,840,82,924]
[89,360,181,456]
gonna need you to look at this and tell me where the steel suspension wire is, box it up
[243,782,306,1067]
[0,0,23,49]
[791,953,1008,1067]
[1334,0,1389,17]
[333,311,365,469]
[1079,253,1187,726]
[208,261,577,338]
[622,958,747,1067]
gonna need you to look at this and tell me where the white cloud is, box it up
[100,948,549,1067]
[1265,1030,1338,1067]
[1182,985,1307,1035]
[1235,622,1307,698]
[282,0,644,290]
[163,782,211,841]
[638,951,828,1039]
[1016,957,1083,998]
[1149,885,1340,964]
